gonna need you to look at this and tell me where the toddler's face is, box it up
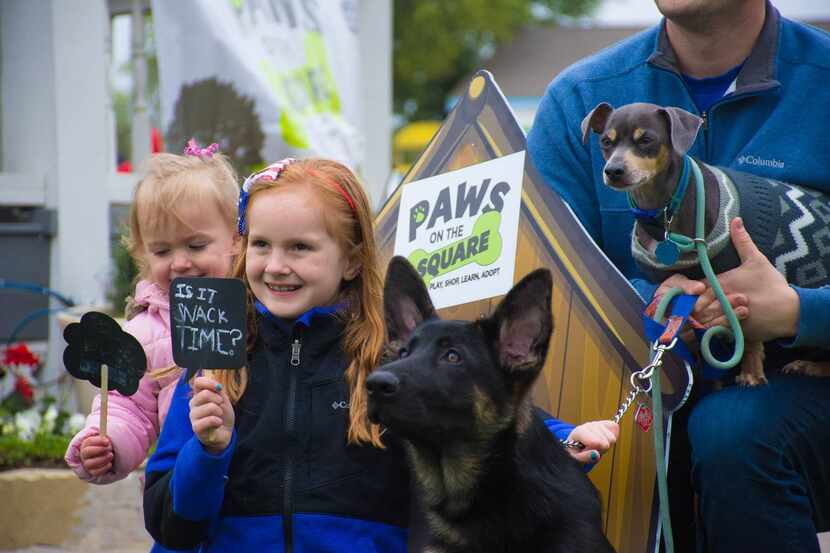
[245,186,358,319]
[142,201,237,292]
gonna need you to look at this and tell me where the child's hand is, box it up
[566,420,619,465]
[189,377,234,454]
[80,434,114,477]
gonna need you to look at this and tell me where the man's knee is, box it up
[687,387,770,474]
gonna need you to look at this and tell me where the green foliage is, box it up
[393,0,599,120]
[0,392,30,415]
[0,433,71,471]
[108,228,139,318]
[0,393,78,471]
[114,90,132,162]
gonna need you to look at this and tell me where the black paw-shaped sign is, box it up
[63,312,147,396]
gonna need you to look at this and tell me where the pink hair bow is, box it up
[184,138,219,158]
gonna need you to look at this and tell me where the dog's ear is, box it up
[581,102,614,144]
[659,106,702,156]
[484,269,553,382]
[384,256,436,344]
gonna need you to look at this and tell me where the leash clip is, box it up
[560,439,586,450]
[663,211,674,229]
[631,370,654,394]
[654,336,678,351]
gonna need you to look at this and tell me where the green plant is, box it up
[0,433,72,471]
[0,399,84,471]
[0,344,85,471]
[393,0,600,121]
[108,228,139,318]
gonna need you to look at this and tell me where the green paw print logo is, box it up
[413,205,426,225]
[408,201,431,242]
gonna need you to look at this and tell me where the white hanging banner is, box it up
[151,0,362,169]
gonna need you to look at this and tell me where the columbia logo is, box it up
[331,400,350,410]
[737,154,784,169]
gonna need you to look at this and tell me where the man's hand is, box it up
[654,274,749,324]
[653,274,748,352]
[697,218,799,342]
[190,377,234,454]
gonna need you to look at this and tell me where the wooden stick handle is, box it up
[100,364,108,438]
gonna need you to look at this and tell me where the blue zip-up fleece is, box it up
[144,311,411,552]
[144,309,577,551]
[528,2,830,350]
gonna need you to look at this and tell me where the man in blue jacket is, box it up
[528,1,830,552]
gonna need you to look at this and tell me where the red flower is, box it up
[14,376,34,401]
[2,343,40,369]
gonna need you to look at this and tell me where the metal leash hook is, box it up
[560,338,677,450]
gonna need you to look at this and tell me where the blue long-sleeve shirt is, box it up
[528,2,830,349]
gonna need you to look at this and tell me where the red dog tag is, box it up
[635,402,653,433]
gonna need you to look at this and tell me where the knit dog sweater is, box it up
[633,161,830,288]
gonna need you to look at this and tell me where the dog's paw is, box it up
[782,360,807,374]
[782,360,830,378]
[735,371,768,386]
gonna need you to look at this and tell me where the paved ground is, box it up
[4,469,828,553]
[7,471,153,553]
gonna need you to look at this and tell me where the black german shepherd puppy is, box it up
[367,257,614,553]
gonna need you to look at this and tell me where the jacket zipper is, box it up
[698,89,773,162]
[653,64,777,163]
[282,336,302,553]
[291,339,301,366]
[701,110,709,160]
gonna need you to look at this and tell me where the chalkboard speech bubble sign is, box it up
[170,277,247,376]
[63,311,147,396]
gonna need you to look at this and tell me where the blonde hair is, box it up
[207,159,386,448]
[125,152,239,279]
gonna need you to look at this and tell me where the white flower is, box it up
[14,409,41,441]
[67,413,87,436]
[41,404,58,433]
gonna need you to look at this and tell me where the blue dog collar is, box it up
[627,156,691,225]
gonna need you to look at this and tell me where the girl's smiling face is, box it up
[141,201,238,292]
[245,186,359,319]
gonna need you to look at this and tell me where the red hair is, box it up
[209,159,386,447]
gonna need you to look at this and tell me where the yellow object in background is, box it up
[393,121,441,176]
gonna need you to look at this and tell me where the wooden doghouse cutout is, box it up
[375,70,692,553]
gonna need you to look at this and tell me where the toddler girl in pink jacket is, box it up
[65,141,240,483]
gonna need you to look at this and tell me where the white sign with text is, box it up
[393,152,525,309]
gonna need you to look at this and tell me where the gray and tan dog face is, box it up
[581,102,702,192]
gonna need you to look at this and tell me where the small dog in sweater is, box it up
[582,101,830,385]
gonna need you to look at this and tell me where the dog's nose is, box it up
[604,165,625,181]
[366,371,400,398]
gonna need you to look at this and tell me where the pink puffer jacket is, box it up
[64,280,181,484]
